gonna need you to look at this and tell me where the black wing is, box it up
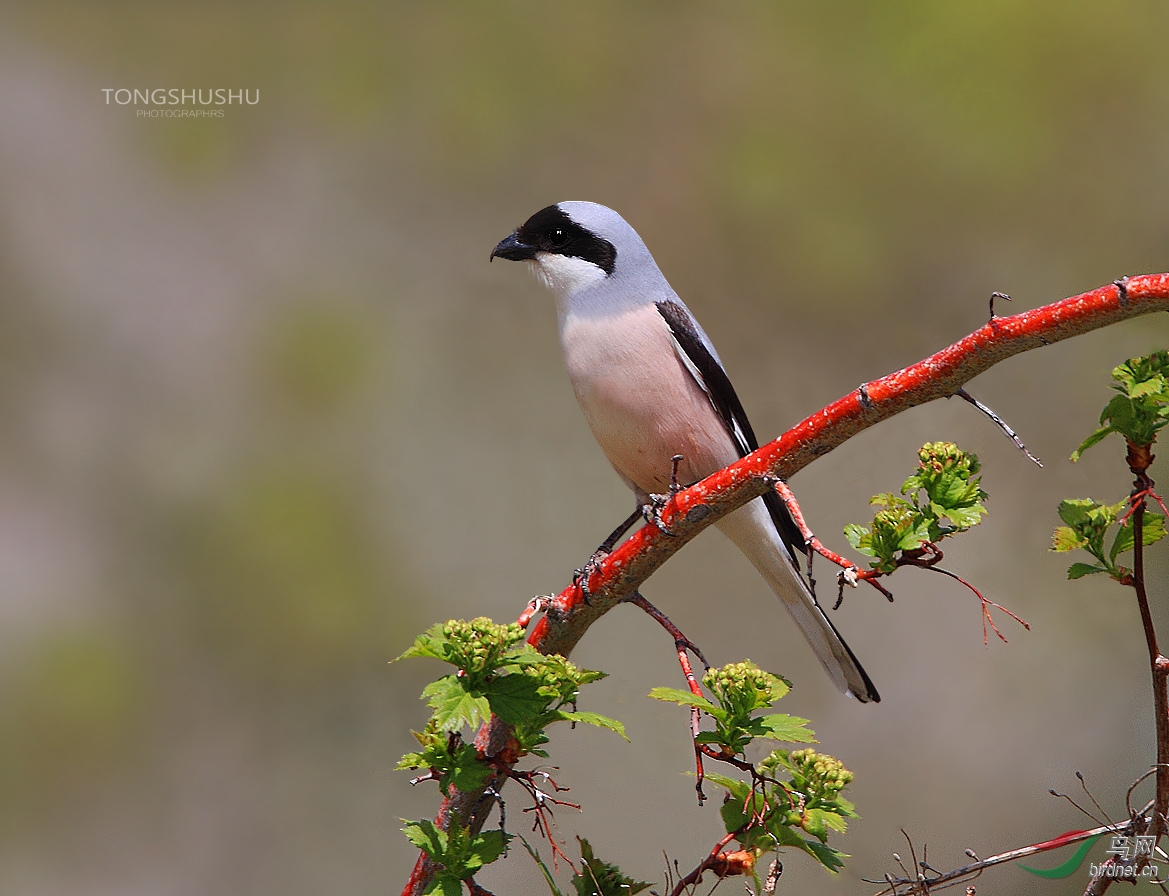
[655,301,806,566]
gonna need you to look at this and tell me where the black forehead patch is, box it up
[516,205,617,276]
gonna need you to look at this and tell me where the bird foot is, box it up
[642,454,686,536]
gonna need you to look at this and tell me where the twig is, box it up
[667,829,744,896]
[868,815,1147,896]
[773,481,894,603]
[954,388,1043,467]
[1048,786,1102,826]
[893,551,1030,645]
[1078,771,1116,828]
[626,591,711,805]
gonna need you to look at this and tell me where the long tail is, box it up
[716,498,880,703]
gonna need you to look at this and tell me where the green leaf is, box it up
[485,673,548,726]
[1110,512,1167,560]
[423,676,491,732]
[397,720,493,793]
[1051,526,1086,553]
[751,713,818,743]
[1146,513,1168,546]
[403,819,510,884]
[571,837,653,896]
[396,625,449,662]
[465,829,510,872]
[811,806,850,834]
[1070,425,1116,462]
[423,876,462,896]
[403,819,447,857]
[843,523,871,553]
[557,710,629,741]
[1067,562,1107,580]
[647,686,718,714]
[718,784,761,834]
[801,808,829,841]
[703,770,751,802]
[944,503,989,530]
[804,840,848,873]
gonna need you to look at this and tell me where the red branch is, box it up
[773,480,894,603]
[401,274,1169,896]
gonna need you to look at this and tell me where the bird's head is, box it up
[490,202,637,299]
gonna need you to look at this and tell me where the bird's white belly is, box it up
[559,307,737,498]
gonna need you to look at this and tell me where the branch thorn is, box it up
[955,388,1043,467]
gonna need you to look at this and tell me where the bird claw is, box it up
[642,454,687,536]
[572,550,610,602]
[641,495,678,536]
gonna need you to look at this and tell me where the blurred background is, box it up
[0,3,1167,894]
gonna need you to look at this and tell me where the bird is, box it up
[490,201,879,703]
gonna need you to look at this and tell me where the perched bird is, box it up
[490,202,878,703]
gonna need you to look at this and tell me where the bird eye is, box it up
[548,228,568,246]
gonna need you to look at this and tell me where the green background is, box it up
[0,3,1167,894]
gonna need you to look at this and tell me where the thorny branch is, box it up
[402,274,1169,896]
[869,811,1151,896]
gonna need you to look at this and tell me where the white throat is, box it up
[528,253,608,303]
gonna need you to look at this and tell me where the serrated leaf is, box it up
[801,809,829,841]
[1067,562,1107,580]
[1130,377,1166,399]
[423,676,491,732]
[944,503,988,530]
[895,520,932,552]
[767,819,810,851]
[396,626,449,662]
[751,713,818,743]
[402,819,447,857]
[1057,498,1095,527]
[446,757,493,793]
[843,523,870,553]
[647,686,718,714]
[1101,394,1135,427]
[571,837,653,896]
[813,807,851,834]
[557,710,629,741]
[498,646,548,667]
[466,830,510,871]
[397,751,427,771]
[1111,512,1167,560]
[804,840,848,873]
[1051,526,1086,553]
[485,673,547,725]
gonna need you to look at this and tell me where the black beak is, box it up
[490,231,538,262]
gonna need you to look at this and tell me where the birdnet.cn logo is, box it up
[101,88,259,118]
[1020,833,1160,881]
